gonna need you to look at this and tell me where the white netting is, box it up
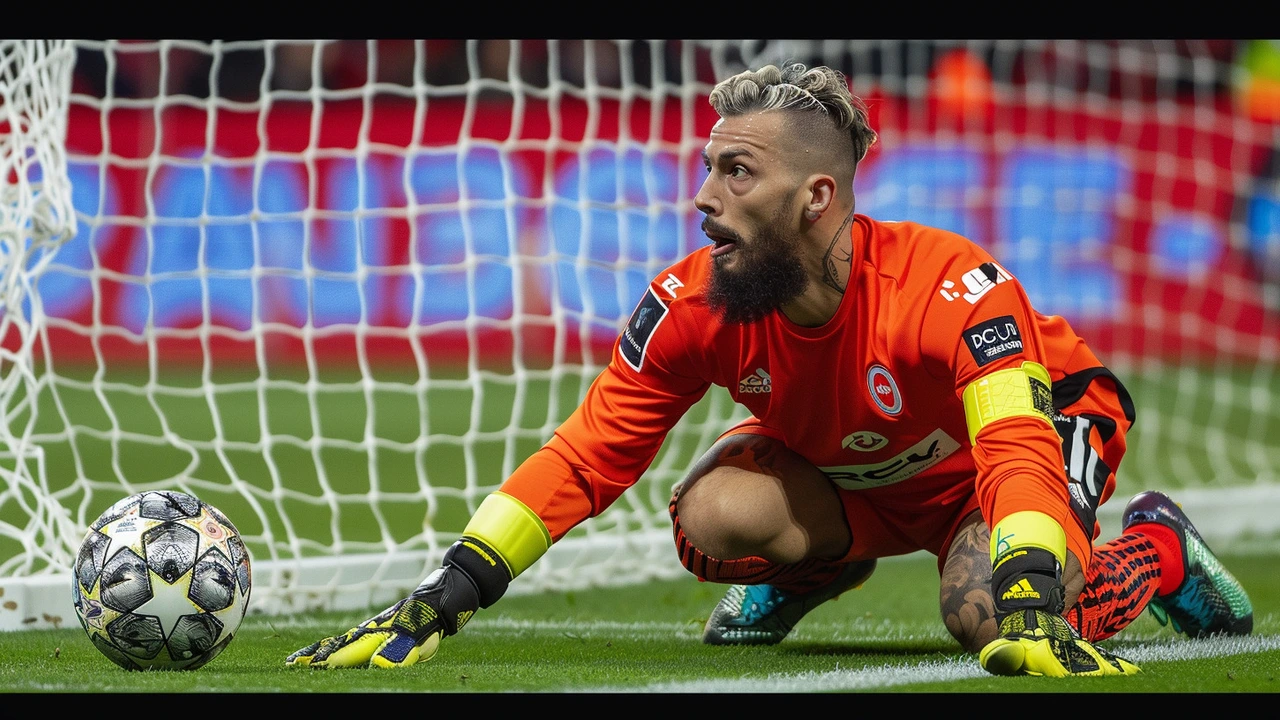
[0,39,79,586]
[1,40,1277,631]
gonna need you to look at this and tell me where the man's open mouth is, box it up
[704,227,739,258]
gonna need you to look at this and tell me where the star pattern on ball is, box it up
[132,566,200,639]
[98,510,144,568]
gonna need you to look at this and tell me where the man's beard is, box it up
[704,210,808,325]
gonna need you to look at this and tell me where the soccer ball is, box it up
[72,490,252,670]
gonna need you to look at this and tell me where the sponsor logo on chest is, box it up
[821,428,961,489]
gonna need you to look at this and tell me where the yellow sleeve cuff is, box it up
[462,492,553,578]
[990,510,1066,567]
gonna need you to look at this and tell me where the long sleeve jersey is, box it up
[498,214,1125,567]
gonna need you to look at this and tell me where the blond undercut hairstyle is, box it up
[708,63,878,177]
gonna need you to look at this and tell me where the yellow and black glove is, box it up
[979,546,1140,677]
[286,536,511,669]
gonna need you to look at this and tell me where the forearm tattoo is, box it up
[939,517,998,653]
[821,208,857,293]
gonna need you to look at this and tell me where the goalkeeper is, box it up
[286,62,1253,677]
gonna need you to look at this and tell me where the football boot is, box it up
[702,559,876,645]
[1121,490,1253,637]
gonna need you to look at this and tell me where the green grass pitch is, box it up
[1,551,1277,692]
[1,363,1277,692]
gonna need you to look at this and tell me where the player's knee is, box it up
[674,466,795,560]
[673,433,849,563]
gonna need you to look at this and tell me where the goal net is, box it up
[2,39,1278,630]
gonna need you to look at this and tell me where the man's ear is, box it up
[804,174,838,221]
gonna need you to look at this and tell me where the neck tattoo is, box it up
[821,208,856,293]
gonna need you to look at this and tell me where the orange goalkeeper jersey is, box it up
[499,214,1131,566]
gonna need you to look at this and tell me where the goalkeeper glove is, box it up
[286,537,511,669]
[979,547,1140,677]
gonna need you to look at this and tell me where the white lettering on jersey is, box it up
[960,262,1012,304]
[661,273,684,298]
[938,263,1013,304]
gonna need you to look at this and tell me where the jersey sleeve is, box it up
[919,258,1088,568]
[496,280,711,542]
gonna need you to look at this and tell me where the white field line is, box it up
[252,616,1280,692]
[582,634,1280,693]
[608,655,991,693]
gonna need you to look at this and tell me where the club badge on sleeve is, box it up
[620,288,669,371]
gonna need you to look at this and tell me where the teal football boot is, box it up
[1122,491,1252,637]
[703,559,877,645]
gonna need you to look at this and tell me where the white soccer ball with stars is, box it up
[72,490,252,670]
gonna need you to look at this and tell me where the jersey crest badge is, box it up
[620,287,669,372]
[867,364,903,416]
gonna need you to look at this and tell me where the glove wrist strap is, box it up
[991,546,1064,616]
[401,537,514,639]
[445,536,512,608]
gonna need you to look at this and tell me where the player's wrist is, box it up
[402,562,482,638]
[444,535,513,609]
[397,533,523,642]
[988,509,1068,621]
[991,546,1065,618]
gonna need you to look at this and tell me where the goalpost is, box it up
[2,39,1278,631]
[1,39,82,630]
